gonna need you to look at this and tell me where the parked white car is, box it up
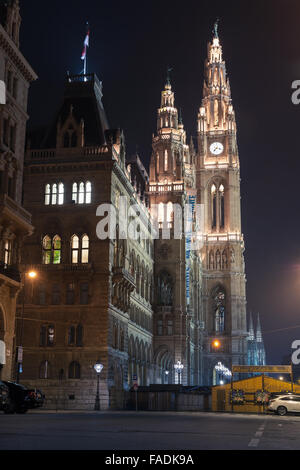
[268,395,300,415]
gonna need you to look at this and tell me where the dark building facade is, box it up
[0,0,36,380]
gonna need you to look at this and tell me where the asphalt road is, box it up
[0,411,300,450]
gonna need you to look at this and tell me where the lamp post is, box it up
[94,360,103,411]
[16,270,37,383]
[174,360,184,385]
[214,362,232,385]
[165,370,169,384]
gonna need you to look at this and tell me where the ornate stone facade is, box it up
[0,0,36,380]
[17,25,257,408]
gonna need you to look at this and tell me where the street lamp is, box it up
[212,339,221,349]
[279,376,284,381]
[94,360,103,411]
[214,362,232,384]
[165,370,169,384]
[16,269,37,383]
[174,360,184,384]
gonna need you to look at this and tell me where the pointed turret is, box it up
[157,71,179,132]
[256,313,263,343]
[198,22,236,136]
[248,312,255,341]
[150,71,188,183]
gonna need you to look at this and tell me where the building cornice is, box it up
[0,24,37,82]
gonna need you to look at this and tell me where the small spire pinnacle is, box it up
[213,18,219,39]
[256,313,263,343]
[166,66,173,88]
[178,107,183,125]
[248,311,254,340]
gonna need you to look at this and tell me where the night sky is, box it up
[19,0,300,364]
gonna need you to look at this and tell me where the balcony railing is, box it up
[148,182,184,193]
[27,145,109,161]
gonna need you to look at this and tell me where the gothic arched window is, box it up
[219,184,225,229]
[44,183,64,206]
[72,183,78,203]
[211,184,217,229]
[164,150,168,171]
[214,289,225,333]
[167,201,173,225]
[71,235,79,264]
[42,235,52,265]
[210,182,225,230]
[53,235,62,264]
[71,234,89,264]
[72,181,92,204]
[157,271,173,306]
[81,235,89,263]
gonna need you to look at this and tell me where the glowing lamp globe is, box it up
[94,361,103,374]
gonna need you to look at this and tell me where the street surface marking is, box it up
[248,438,259,447]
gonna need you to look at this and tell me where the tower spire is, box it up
[256,313,263,343]
[166,66,173,88]
[248,311,255,341]
[213,18,219,39]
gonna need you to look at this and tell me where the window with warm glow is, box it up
[164,150,168,171]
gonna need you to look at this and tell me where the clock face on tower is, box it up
[210,142,224,155]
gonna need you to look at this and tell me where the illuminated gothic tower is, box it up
[196,27,248,384]
[148,76,203,385]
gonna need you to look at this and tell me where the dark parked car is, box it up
[2,381,44,414]
[0,381,10,410]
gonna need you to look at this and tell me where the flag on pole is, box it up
[81,23,90,61]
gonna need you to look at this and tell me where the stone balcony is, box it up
[112,267,135,313]
[0,194,32,231]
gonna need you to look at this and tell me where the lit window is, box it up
[167,202,173,223]
[45,184,51,205]
[58,183,64,205]
[53,235,61,264]
[42,236,52,265]
[44,183,64,206]
[71,235,79,264]
[81,235,89,263]
[86,182,92,204]
[164,150,168,171]
[156,152,160,174]
[79,182,85,204]
[72,181,92,204]
[52,184,57,205]
[72,183,78,203]
[71,234,89,264]
[4,240,12,266]
[158,202,164,223]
